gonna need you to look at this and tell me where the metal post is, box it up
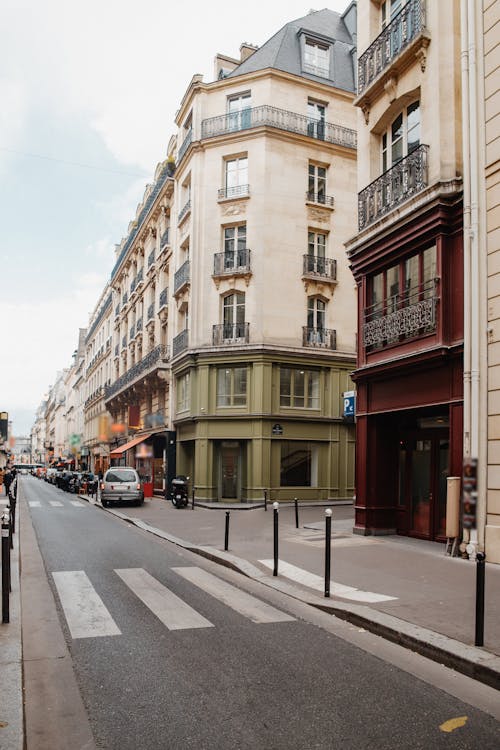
[273,502,279,576]
[294,497,299,529]
[10,496,16,535]
[224,511,230,551]
[325,508,332,598]
[264,488,268,511]
[2,514,10,623]
[475,552,486,647]
[191,486,195,510]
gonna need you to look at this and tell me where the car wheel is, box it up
[102,498,109,508]
[135,497,144,507]
[171,497,178,508]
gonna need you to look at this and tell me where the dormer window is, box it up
[303,39,330,78]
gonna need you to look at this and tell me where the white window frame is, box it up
[303,38,330,78]
[381,100,420,172]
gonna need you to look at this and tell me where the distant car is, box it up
[100,467,143,508]
[46,468,57,484]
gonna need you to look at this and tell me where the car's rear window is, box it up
[106,470,136,483]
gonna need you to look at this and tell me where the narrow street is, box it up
[19,477,500,749]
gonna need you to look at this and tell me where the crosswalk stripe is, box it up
[259,560,397,603]
[52,571,121,639]
[28,501,41,507]
[115,568,214,631]
[173,567,295,624]
[70,500,84,507]
[49,500,63,507]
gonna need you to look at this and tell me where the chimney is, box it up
[240,43,258,62]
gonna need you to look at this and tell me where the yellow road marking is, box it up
[439,716,468,733]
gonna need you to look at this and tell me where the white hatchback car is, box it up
[100,467,144,507]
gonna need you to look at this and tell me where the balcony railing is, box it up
[148,249,155,267]
[213,249,251,276]
[178,199,191,224]
[358,145,429,231]
[104,345,170,401]
[218,184,250,200]
[173,329,189,357]
[302,327,337,349]
[160,227,170,248]
[136,317,143,333]
[302,255,337,281]
[212,323,250,346]
[363,279,438,350]
[174,260,190,294]
[147,302,155,320]
[159,288,168,309]
[177,129,192,163]
[358,0,426,94]
[306,191,334,207]
[201,105,357,149]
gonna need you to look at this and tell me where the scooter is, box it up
[170,475,189,508]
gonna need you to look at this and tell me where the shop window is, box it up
[216,367,247,406]
[280,441,316,487]
[177,372,190,413]
[280,368,319,409]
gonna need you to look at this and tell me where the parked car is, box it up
[68,472,83,493]
[45,468,57,484]
[100,467,143,507]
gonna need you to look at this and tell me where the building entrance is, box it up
[220,442,240,499]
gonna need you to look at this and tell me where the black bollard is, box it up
[324,508,332,598]
[273,502,279,576]
[10,496,16,535]
[475,552,486,647]
[294,497,299,529]
[2,514,10,623]
[224,511,230,551]
[264,488,268,512]
[192,486,195,510]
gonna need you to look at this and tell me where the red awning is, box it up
[110,432,155,458]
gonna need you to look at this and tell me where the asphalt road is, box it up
[22,477,500,750]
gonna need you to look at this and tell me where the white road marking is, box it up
[258,560,397,603]
[49,500,63,507]
[70,500,84,507]
[28,501,41,508]
[115,568,213,631]
[173,567,295,624]
[52,571,121,639]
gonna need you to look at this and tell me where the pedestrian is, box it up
[3,469,12,497]
[0,467,4,492]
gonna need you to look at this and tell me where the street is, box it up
[15,476,499,749]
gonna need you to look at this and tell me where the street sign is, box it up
[343,391,355,421]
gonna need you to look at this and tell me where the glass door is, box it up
[220,443,240,499]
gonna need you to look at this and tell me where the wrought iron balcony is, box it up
[136,317,143,333]
[174,260,190,294]
[160,227,170,248]
[173,329,189,357]
[306,191,334,207]
[358,0,426,94]
[213,249,251,276]
[177,129,192,163]
[363,279,438,350]
[148,249,155,267]
[218,184,250,200]
[212,323,250,346]
[130,324,135,340]
[104,345,170,401]
[302,327,337,349]
[201,105,357,149]
[159,288,168,309]
[178,199,191,224]
[358,145,429,231]
[302,255,337,281]
[122,335,127,349]
[147,302,155,320]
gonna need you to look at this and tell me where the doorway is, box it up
[220,442,240,500]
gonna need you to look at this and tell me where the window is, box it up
[280,368,320,409]
[217,367,247,406]
[280,442,316,486]
[177,372,190,413]
[381,0,405,27]
[307,231,327,274]
[308,163,327,203]
[303,39,330,78]
[225,156,248,197]
[307,297,326,330]
[223,292,245,337]
[382,101,420,171]
[227,93,251,131]
[371,245,436,315]
[223,225,247,269]
[307,100,326,139]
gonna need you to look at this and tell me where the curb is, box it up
[85,496,500,692]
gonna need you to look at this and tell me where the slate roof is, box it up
[226,8,356,93]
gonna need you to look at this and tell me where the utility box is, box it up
[446,477,461,538]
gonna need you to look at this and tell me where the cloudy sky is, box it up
[0,0,349,435]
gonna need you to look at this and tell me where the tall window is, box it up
[224,225,247,269]
[177,372,190,413]
[307,231,327,273]
[225,157,248,197]
[307,297,326,330]
[308,164,327,203]
[307,100,326,139]
[370,245,437,318]
[303,39,330,78]
[382,101,420,171]
[381,0,405,27]
[217,367,247,406]
[280,368,320,409]
[223,292,245,337]
[228,93,251,131]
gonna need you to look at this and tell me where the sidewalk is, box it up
[84,493,500,690]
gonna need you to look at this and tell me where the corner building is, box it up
[346,0,464,539]
[171,7,358,501]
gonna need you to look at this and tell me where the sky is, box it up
[0,0,349,435]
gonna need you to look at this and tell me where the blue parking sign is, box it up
[343,391,355,419]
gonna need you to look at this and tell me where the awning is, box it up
[110,432,155,458]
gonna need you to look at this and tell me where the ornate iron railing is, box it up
[358,0,426,94]
[212,323,250,345]
[174,260,190,293]
[147,302,155,320]
[201,105,357,149]
[160,227,170,248]
[306,191,334,207]
[178,199,191,224]
[104,345,170,401]
[302,255,337,280]
[358,145,429,230]
[218,184,250,200]
[177,129,192,163]
[159,288,168,308]
[213,249,251,276]
[148,249,155,267]
[302,327,337,349]
[363,280,438,349]
[173,329,189,357]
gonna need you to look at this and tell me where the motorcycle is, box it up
[170,475,189,508]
